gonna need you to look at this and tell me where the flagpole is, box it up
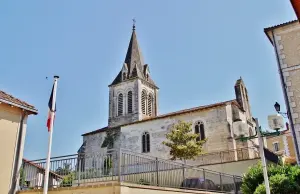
[43,75,59,194]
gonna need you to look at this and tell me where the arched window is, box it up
[128,91,133,114]
[132,67,137,77]
[123,72,126,81]
[141,90,147,115]
[147,94,152,116]
[118,93,123,116]
[142,132,150,153]
[195,121,205,141]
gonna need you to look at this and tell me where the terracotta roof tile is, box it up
[82,99,239,136]
[264,20,298,32]
[264,20,299,44]
[0,90,38,114]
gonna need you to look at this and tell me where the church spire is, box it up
[124,20,144,77]
[110,22,158,88]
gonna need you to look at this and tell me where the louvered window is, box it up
[147,94,152,116]
[123,72,126,80]
[128,91,133,114]
[141,90,147,115]
[118,93,123,116]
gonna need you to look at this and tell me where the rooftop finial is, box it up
[132,18,136,31]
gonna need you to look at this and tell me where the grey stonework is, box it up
[81,27,258,169]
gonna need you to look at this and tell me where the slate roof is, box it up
[0,90,38,114]
[110,27,158,88]
[82,100,240,136]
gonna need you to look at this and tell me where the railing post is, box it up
[155,157,159,186]
[233,175,237,194]
[118,148,122,182]
[203,169,207,190]
[78,155,81,186]
[182,163,185,187]
[220,173,223,191]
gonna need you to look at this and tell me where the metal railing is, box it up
[194,147,259,166]
[20,149,245,193]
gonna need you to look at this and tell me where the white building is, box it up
[21,159,62,189]
[264,20,300,163]
[80,24,258,168]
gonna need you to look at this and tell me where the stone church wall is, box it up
[109,80,139,127]
[120,105,233,161]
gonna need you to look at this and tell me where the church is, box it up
[79,24,258,166]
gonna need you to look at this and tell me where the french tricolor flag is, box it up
[47,84,56,131]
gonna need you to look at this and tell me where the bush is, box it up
[241,163,300,194]
[254,184,266,194]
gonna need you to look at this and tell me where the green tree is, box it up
[61,172,75,187]
[19,167,26,187]
[242,163,300,194]
[162,121,206,163]
[55,163,74,187]
[55,163,71,176]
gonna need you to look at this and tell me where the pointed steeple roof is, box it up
[110,24,158,88]
[124,27,144,76]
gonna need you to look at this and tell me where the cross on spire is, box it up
[132,18,136,31]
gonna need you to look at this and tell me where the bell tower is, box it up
[235,77,252,121]
[108,23,159,127]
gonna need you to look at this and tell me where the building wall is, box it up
[266,135,285,155]
[287,134,296,157]
[200,159,260,176]
[109,80,139,127]
[17,184,121,194]
[108,79,158,127]
[17,183,220,194]
[271,22,300,154]
[22,163,61,189]
[120,106,232,160]
[83,103,256,169]
[0,103,28,194]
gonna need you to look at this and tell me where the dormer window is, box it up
[132,67,137,77]
[123,72,126,81]
[146,74,149,81]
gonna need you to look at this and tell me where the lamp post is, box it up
[274,102,288,118]
[273,102,300,165]
[235,118,281,194]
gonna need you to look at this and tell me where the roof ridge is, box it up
[264,19,298,32]
[82,99,237,136]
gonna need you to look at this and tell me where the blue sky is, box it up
[0,1,296,159]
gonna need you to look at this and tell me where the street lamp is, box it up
[235,117,282,194]
[274,102,288,118]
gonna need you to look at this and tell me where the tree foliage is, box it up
[162,121,206,161]
[61,172,75,187]
[55,163,71,176]
[19,167,26,187]
[55,163,74,187]
[242,163,300,194]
